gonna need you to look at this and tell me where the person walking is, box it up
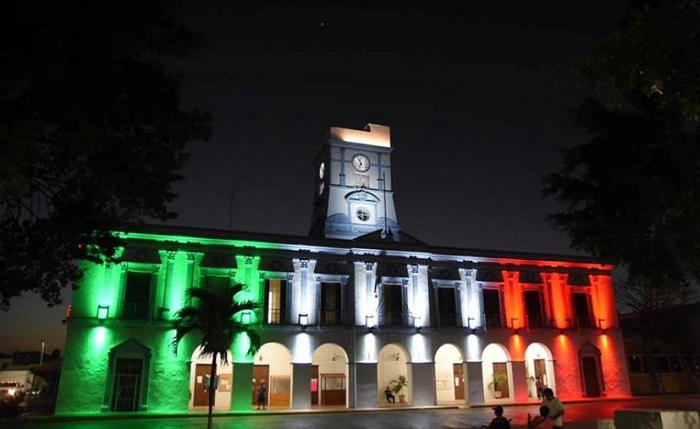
[256,381,267,410]
[541,388,565,429]
[535,376,544,400]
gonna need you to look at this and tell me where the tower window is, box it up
[356,207,370,222]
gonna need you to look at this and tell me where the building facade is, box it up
[55,124,631,414]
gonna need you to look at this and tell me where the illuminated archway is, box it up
[378,344,410,405]
[188,346,233,410]
[434,343,465,404]
[312,343,349,407]
[253,343,292,408]
[524,342,556,400]
[481,343,513,403]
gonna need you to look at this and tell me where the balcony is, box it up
[483,313,505,328]
[438,312,461,328]
[320,310,341,326]
[121,303,149,320]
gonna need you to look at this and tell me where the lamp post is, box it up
[39,340,45,365]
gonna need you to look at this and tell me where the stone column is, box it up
[291,363,312,410]
[412,362,436,406]
[355,362,378,408]
[510,360,529,402]
[231,362,253,410]
[466,361,485,404]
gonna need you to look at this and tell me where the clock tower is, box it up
[309,123,401,240]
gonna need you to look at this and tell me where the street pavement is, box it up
[3,396,699,428]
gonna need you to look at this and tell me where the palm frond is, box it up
[171,284,262,360]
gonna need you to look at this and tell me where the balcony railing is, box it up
[483,313,505,328]
[438,312,461,327]
[265,308,285,325]
[121,303,149,320]
[320,310,341,326]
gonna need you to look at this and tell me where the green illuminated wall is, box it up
[56,233,273,414]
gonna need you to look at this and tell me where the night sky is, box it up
[0,0,631,354]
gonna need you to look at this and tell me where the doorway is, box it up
[581,356,601,397]
[252,365,270,406]
[111,357,143,411]
[453,363,465,400]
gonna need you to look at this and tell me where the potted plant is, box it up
[390,374,408,403]
[488,372,508,398]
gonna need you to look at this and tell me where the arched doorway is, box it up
[524,342,556,400]
[378,344,410,405]
[253,343,292,408]
[188,346,233,410]
[434,344,465,404]
[481,343,512,402]
[311,343,349,407]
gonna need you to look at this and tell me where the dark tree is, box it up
[172,285,260,429]
[544,0,699,393]
[0,0,211,309]
[544,0,700,283]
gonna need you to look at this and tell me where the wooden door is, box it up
[311,365,319,405]
[252,365,270,405]
[581,356,601,397]
[193,364,211,407]
[534,359,547,386]
[453,363,465,400]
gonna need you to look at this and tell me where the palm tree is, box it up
[172,284,260,429]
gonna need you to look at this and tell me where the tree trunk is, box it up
[208,352,218,429]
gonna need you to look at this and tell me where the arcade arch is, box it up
[311,343,349,407]
[481,343,513,403]
[524,342,556,400]
[434,344,465,404]
[253,343,292,408]
[188,347,233,410]
[378,344,410,404]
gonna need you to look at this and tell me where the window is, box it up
[122,272,152,320]
[204,275,229,292]
[524,290,545,327]
[627,355,647,374]
[682,355,700,373]
[354,173,369,188]
[356,207,370,222]
[320,282,341,325]
[483,288,503,327]
[437,286,458,327]
[653,355,671,373]
[381,283,404,326]
[572,292,593,328]
[265,279,287,324]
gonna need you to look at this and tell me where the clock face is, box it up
[319,162,325,179]
[352,154,370,172]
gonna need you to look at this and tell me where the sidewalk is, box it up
[17,394,700,426]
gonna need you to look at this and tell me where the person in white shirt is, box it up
[541,388,565,429]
